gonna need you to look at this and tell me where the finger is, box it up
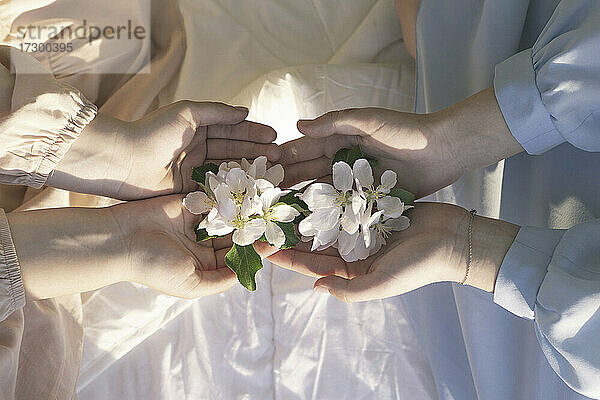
[314,270,388,303]
[174,100,249,128]
[213,236,233,251]
[266,248,349,279]
[297,109,374,138]
[253,241,280,259]
[281,136,353,164]
[207,121,277,143]
[188,267,237,297]
[207,139,282,162]
[282,157,331,188]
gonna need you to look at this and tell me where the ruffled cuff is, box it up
[28,90,98,188]
[0,209,25,322]
[0,47,98,189]
[493,227,565,320]
[493,49,565,155]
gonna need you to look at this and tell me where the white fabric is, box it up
[0,47,97,188]
[406,0,600,399]
[78,1,436,399]
[0,208,24,323]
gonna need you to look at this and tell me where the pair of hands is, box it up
[35,88,520,302]
[257,87,522,302]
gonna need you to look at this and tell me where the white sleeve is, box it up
[493,0,600,155]
[494,219,600,398]
[0,46,97,188]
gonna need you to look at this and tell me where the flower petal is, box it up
[270,204,300,222]
[384,215,411,231]
[248,156,267,178]
[226,168,249,193]
[354,231,370,260]
[299,215,318,237]
[232,218,266,246]
[241,158,251,172]
[352,159,373,187]
[264,164,284,186]
[205,171,221,193]
[338,230,359,256]
[288,179,316,191]
[311,207,341,231]
[260,187,284,211]
[300,183,337,208]
[183,191,212,215]
[376,196,405,218]
[333,161,353,192]
[218,197,237,220]
[206,216,234,236]
[265,221,285,248]
[380,170,397,192]
[197,217,209,229]
[340,206,360,234]
[256,178,274,193]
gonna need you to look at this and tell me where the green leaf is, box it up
[191,163,219,185]
[278,191,309,224]
[275,221,300,249]
[225,244,264,291]
[332,145,364,166]
[388,188,415,205]
[332,145,378,168]
[195,227,218,242]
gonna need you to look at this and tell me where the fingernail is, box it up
[313,285,330,295]
[297,119,313,129]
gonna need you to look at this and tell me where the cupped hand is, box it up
[280,108,463,198]
[281,87,523,198]
[52,101,282,200]
[255,203,471,302]
[110,194,238,299]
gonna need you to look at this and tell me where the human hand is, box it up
[109,194,238,299]
[255,202,519,302]
[10,194,237,300]
[51,101,281,200]
[281,87,523,198]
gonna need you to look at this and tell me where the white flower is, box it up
[243,156,285,187]
[299,161,356,233]
[183,191,215,215]
[338,203,384,262]
[206,186,266,246]
[258,187,300,248]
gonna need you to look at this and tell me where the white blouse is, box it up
[493,1,600,396]
[0,46,96,400]
[410,0,600,399]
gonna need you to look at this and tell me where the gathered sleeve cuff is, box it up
[493,226,565,319]
[493,50,565,155]
[0,209,24,323]
[494,0,600,155]
[0,46,97,188]
[494,219,600,398]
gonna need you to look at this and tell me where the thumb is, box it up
[314,270,387,303]
[297,109,367,138]
[174,101,249,128]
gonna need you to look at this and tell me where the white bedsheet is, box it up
[78,1,436,399]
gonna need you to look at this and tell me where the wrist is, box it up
[8,207,129,299]
[429,87,524,174]
[462,214,519,292]
[49,114,134,198]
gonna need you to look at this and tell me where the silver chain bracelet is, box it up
[460,209,477,285]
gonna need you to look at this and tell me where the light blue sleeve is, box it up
[494,220,600,398]
[493,0,600,155]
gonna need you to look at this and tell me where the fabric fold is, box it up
[0,208,25,323]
